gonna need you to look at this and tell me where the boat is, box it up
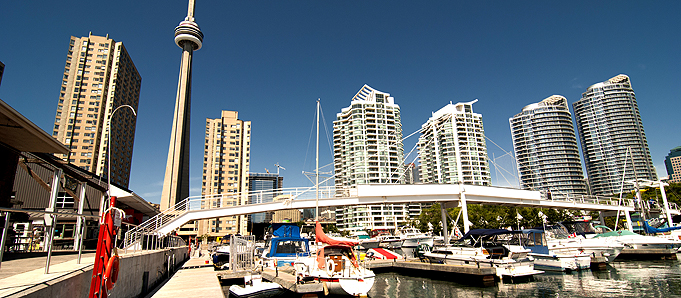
[543,223,624,263]
[261,223,311,269]
[423,229,544,279]
[350,230,381,249]
[394,226,434,258]
[593,225,681,252]
[375,234,402,248]
[211,235,231,270]
[563,220,681,258]
[228,274,286,298]
[293,221,376,296]
[521,229,591,272]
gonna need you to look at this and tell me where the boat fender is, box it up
[325,259,335,275]
[103,254,120,291]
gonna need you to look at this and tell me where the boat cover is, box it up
[267,237,310,258]
[315,221,359,246]
[644,221,681,234]
[458,229,521,241]
[272,223,301,238]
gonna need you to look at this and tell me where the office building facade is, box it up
[248,173,283,224]
[573,74,657,196]
[665,146,681,183]
[333,85,406,233]
[510,95,587,195]
[418,100,491,186]
[51,34,141,187]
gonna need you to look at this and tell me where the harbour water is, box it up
[222,259,681,297]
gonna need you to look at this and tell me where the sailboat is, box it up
[293,222,376,296]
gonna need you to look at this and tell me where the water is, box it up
[222,259,681,297]
[368,260,681,298]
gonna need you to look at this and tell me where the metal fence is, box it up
[229,235,256,272]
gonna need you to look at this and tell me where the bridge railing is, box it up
[124,186,341,249]
[540,191,636,208]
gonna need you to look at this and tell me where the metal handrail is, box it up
[124,186,339,249]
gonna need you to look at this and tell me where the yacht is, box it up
[544,223,624,263]
[521,229,591,272]
[423,229,543,279]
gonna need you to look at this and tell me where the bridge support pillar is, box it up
[460,184,470,233]
[598,212,605,226]
[440,204,449,246]
[624,210,633,231]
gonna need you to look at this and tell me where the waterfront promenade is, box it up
[0,251,96,297]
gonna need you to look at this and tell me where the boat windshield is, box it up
[561,221,598,235]
[275,240,308,254]
[544,224,572,239]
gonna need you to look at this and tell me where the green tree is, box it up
[417,203,576,233]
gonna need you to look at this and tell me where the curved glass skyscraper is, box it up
[510,95,587,195]
[573,74,656,196]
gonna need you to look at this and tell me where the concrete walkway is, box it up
[0,252,96,297]
[151,250,223,298]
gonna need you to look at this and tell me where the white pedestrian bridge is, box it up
[124,184,676,248]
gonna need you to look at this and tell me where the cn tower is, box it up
[160,0,203,210]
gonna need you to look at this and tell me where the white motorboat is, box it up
[563,221,681,258]
[423,229,543,279]
[211,236,231,270]
[376,234,402,248]
[395,226,434,258]
[228,275,285,298]
[544,224,624,263]
[592,226,681,250]
[521,229,591,272]
[350,230,381,249]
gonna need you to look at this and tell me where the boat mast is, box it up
[316,98,320,221]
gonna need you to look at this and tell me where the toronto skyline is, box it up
[1,1,680,204]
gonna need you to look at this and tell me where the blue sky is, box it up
[1,1,680,204]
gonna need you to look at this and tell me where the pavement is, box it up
[0,250,97,297]
[150,250,224,298]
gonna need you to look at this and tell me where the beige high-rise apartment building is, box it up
[51,33,141,187]
[190,111,251,238]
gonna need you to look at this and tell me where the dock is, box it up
[151,252,223,298]
[590,256,608,270]
[617,248,678,260]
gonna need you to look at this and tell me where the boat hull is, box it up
[317,276,375,296]
[228,283,285,298]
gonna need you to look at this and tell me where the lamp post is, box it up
[89,104,136,298]
[106,104,136,196]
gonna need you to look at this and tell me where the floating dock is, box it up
[617,248,678,260]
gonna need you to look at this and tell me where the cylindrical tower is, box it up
[510,95,587,196]
[161,0,204,211]
[573,74,657,196]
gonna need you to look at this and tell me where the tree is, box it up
[417,203,576,233]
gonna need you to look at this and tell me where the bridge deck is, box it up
[153,184,639,235]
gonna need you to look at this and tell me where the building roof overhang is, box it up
[0,98,69,154]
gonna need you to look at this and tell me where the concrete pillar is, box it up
[624,210,633,231]
[460,184,470,233]
[440,203,449,246]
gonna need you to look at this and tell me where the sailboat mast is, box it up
[316,99,320,221]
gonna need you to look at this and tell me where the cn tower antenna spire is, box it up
[161,0,204,211]
[187,0,195,20]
